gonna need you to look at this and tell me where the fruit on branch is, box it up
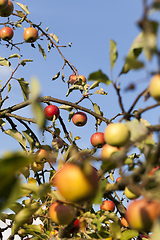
[149,74,160,101]
[0,0,13,17]
[49,201,76,225]
[100,200,115,212]
[90,132,105,148]
[104,123,130,147]
[72,111,87,127]
[0,26,13,41]
[55,162,99,202]
[52,138,64,149]
[0,0,8,10]
[23,27,38,43]
[116,177,121,182]
[101,143,121,160]
[124,186,140,200]
[35,149,48,163]
[44,105,60,121]
[69,74,86,85]
[125,198,160,232]
[31,161,44,172]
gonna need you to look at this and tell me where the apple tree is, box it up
[0,1,160,240]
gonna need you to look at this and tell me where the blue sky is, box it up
[0,1,160,238]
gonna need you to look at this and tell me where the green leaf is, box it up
[32,102,46,129]
[16,3,30,14]
[4,129,27,151]
[52,71,60,81]
[7,83,11,93]
[92,102,101,115]
[89,80,100,90]
[0,57,10,67]
[120,32,144,75]
[59,104,73,112]
[38,43,47,59]
[20,59,33,66]
[121,229,139,240]
[109,222,121,239]
[124,57,144,70]
[17,78,30,101]
[22,130,35,151]
[8,54,21,59]
[110,39,118,70]
[30,77,41,101]
[88,70,111,85]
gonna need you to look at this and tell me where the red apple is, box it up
[0,26,13,41]
[0,0,8,10]
[104,123,130,147]
[0,0,13,17]
[23,27,38,43]
[49,201,76,225]
[72,111,87,127]
[100,200,115,212]
[44,105,60,121]
[69,74,86,85]
[55,163,99,203]
[125,198,160,232]
[90,132,105,148]
[78,75,86,83]
[116,177,121,182]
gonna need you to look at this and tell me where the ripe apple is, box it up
[124,186,140,200]
[69,74,86,85]
[100,200,115,212]
[104,123,130,147]
[31,161,44,172]
[0,26,13,41]
[90,132,105,148]
[0,0,13,17]
[55,162,99,202]
[116,177,121,182]
[49,201,76,225]
[35,149,48,163]
[0,0,8,10]
[23,27,38,43]
[101,143,120,160]
[120,217,129,228]
[72,111,87,127]
[44,105,60,121]
[52,138,64,149]
[149,74,160,101]
[125,198,160,232]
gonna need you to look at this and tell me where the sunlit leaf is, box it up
[95,88,108,95]
[16,3,30,14]
[89,80,100,90]
[17,78,30,101]
[121,229,139,240]
[7,83,11,93]
[20,59,33,66]
[88,70,111,85]
[0,57,10,67]
[8,54,21,59]
[110,39,118,70]
[22,130,35,151]
[4,129,27,151]
[52,71,60,81]
[59,104,73,112]
[38,44,47,59]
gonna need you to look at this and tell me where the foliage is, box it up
[0,1,160,240]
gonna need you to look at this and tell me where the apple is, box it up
[72,111,87,127]
[35,149,48,163]
[124,186,140,200]
[0,0,8,10]
[49,201,76,225]
[149,74,160,101]
[116,177,121,182]
[125,198,160,232]
[69,74,86,85]
[100,200,115,212]
[31,161,44,172]
[90,132,105,148]
[0,26,13,41]
[23,27,38,43]
[52,138,64,149]
[44,105,60,121]
[120,217,129,228]
[104,123,130,147]
[101,143,120,160]
[55,162,99,202]
[0,0,13,17]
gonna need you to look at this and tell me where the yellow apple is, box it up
[149,74,160,101]
[104,123,130,147]
[124,186,140,200]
